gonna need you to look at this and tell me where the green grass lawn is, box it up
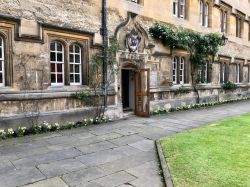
[160,114,250,187]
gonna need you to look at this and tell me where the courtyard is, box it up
[0,101,250,187]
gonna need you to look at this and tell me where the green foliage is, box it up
[149,23,225,68]
[222,81,238,90]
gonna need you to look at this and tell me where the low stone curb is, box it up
[156,140,174,187]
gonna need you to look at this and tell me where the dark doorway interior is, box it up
[122,69,130,109]
[122,69,135,111]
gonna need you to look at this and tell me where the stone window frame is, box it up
[199,0,210,28]
[220,62,229,84]
[48,36,88,87]
[172,56,187,85]
[173,0,187,19]
[198,62,210,84]
[0,28,12,88]
[235,15,244,38]
[220,9,228,33]
[234,59,244,84]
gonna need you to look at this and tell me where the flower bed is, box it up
[0,116,110,140]
[152,96,250,115]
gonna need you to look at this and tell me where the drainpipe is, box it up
[102,0,108,108]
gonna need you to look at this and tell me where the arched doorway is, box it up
[121,63,150,117]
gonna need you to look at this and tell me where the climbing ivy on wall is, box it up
[149,23,225,103]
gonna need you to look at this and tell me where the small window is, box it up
[204,3,209,27]
[199,0,204,25]
[0,37,4,87]
[69,44,82,85]
[236,64,240,83]
[179,57,185,84]
[173,57,178,84]
[223,12,227,32]
[50,41,64,86]
[173,0,178,16]
[180,0,185,18]
[236,17,243,38]
[221,63,225,83]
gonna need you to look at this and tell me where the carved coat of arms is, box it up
[126,29,141,52]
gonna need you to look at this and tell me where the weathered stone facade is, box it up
[0,0,250,127]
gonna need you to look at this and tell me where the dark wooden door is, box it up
[135,69,150,117]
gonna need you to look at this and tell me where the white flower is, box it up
[84,119,87,122]
[90,118,94,123]
[7,128,14,135]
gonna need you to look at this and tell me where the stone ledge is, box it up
[155,140,174,187]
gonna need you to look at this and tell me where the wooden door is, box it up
[135,69,150,117]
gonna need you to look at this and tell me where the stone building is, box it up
[0,0,250,128]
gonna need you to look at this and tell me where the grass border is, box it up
[156,140,174,187]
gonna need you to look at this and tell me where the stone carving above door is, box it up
[115,13,148,54]
[126,29,141,52]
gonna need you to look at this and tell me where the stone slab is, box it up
[22,177,69,187]
[37,158,86,178]
[91,171,136,187]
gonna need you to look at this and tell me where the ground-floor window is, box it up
[236,64,240,83]
[172,56,185,85]
[50,40,84,87]
[0,36,4,87]
[220,63,228,83]
[199,62,209,84]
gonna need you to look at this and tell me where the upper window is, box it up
[236,16,243,38]
[199,0,204,25]
[173,0,186,18]
[69,44,82,85]
[220,10,227,33]
[0,37,4,87]
[204,3,209,27]
[50,41,64,86]
[173,0,179,17]
[180,0,186,18]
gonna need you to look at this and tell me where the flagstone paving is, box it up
[1,101,250,187]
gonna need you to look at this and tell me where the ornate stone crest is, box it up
[126,29,141,52]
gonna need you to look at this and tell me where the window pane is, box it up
[69,45,74,53]
[0,49,2,59]
[57,74,63,83]
[57,64,63,73]
[50,52,56,61]
[70,54,74,62]
[70,64,74,73]
[75,45,80,53]
[51,74,56,83]
[75,55,80,63]
[75,65,80,73]
[50,43,55,51]
[51,63,55,72]
[75,74,80,83]
[57,43,62,51]
[0,73,2,83]
[57,53,63,62]
[70,74,74,83]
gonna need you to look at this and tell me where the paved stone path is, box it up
[1,101,250,187]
